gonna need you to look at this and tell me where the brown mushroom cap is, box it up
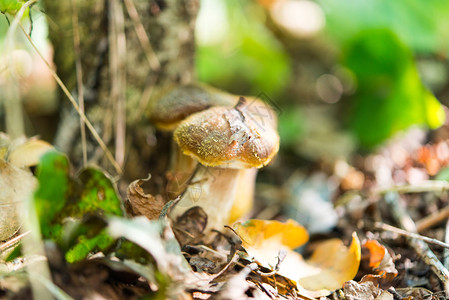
[148,83,237,130]
[174,98,280,169]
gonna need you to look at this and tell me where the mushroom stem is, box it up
[171,166,250,230]
[229,168,257,223]
[166,140,198,199]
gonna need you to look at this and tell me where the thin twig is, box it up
[255,250,287,277]
[70,0,87,166]
[416,206,449,232]
[109,0,127,169]
[134,73,158,122]
[2,0,36,138]
[445,220,449,270]
[383,192,449,290]
[198,245,227,258]
[123,0,160,71]
[374,222,449,250]
[198,245,314,300]
[0,230,30,253]
[378,180,449,195]
[209,252,239,280]
[123,0,160,122]
[19,23,122,175]
[4,0,37,50]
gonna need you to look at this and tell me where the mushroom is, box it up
[148,83,238,197]
[148,83,237,131]
[171,97,279,230]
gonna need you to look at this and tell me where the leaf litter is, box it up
[3,128,449,299]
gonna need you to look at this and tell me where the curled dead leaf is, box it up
[126,176,165,220]
[173,206,208,245]
[360,240,398,288]
[363,240,397,276]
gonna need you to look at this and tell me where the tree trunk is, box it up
[43,0,199,185]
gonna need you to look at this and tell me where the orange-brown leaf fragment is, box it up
[360,240,398,286]
[365,240,388,270]
[126,177,165,220]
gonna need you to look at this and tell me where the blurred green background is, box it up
[195,0,449,157]
[2,0,449,158]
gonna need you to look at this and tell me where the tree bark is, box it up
[43,0,199,184]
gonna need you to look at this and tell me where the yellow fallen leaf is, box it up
[234,219,309,268]
[233,219,361,297]
[296,232,361,291]
[8,139,54,167]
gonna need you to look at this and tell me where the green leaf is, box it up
[318,0,449,54]
[65,168,124,218]
[435,167,449,181]
[0,0,23,15]
[5,243,21,262]
[65,230,114,263]
[33,151,124,262]
[196,0,290,96]
[278,107,304,147]
[34,151,70,238]
[342,29,445,148]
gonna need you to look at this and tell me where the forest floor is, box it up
[2,122,449,300]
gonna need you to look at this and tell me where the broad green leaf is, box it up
[65,168,124,218]
[34,151,70,238]
[5,243,21,262]
[33,151,124,262]
[0,0,23,15]
[342,29,445,148]
[196,0,290,96]
[65,230,114,263]
[318,0,449,54]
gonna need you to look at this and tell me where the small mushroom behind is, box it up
[148,83,237,131]
[147,83,238,197]
[172,97,280,230]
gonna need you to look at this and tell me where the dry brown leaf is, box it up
[0,159,37,240]
[173,206,208,245]
[215,263,260,300]
[395,287,434,299]
[343,280,392,300]
[126,177,165,220]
